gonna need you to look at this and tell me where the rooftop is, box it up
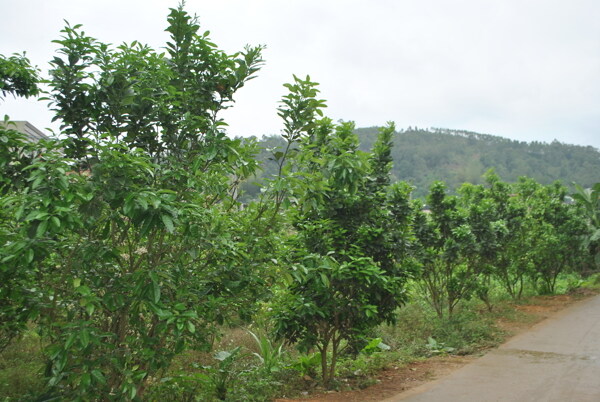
[1,120,49,142]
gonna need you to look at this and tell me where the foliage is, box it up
[0,120,48,351]
[46,8,263,166]
[0,5,272,399]
[478,172,531,299]
[274,254,403,385]
[260,75,326,219]
[425,337,456,355]
[271,77,413,387]
[360,337,391,355]
[288,352,321,378]
[247,329,286,374]
[0,53,39,99]
[573,182,600,267]
[413,181,481,317]
[414,172,588,315]
[525,181,588,293]
[1,4,595,400]
[0,118,45,196]
[210,347,244,400]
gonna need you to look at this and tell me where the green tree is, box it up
[1,5,271,399]
[480,172,531,299]
[525,181,587,293]
[413,181,479,318]
[47,8,263,167]
[456,179,508,311]
[272,77,412,387]
[0,52,41,351]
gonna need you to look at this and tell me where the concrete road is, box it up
[386,295,600,402]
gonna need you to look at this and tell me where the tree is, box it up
[1,5,271,399]
[525,181,587,293]
[456,179,508,311]
[413,181,479,318]
[0,52,41,351]
[480,172,531,299]
[272,77,412,386]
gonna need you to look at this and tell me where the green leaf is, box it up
[214,350,232,361]
[86,303,95,316]
[80,329,90,348]
[377,341,391,351]
[77,285,91,296]
[319,272,330,287]
[151,280,160,303]
[65,333,77,350]
[26,248,34,263]
[36,220,48,237]
[91,369,106,384]
[81,373,91,388]
[161,214,174,233]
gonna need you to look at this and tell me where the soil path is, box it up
[386,294,600,401]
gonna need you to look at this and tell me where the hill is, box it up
[241,127,600,200]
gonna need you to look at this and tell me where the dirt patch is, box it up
[277,290,598,402]
[275,355,475,402]
[495,291,595,336]
[515,294,571,314]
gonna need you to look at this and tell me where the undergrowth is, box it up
[2,274,598,401]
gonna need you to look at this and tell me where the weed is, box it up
[289,352,321,378]
[247,329,286,373]
[361,337,391,355]
[425,337,456,355]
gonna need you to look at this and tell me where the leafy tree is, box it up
[46,8,263,167]
[455,180,508,311]
[413,181,480,318]
[525,181,587,293]
[1,5,271,399]
[0,52,41,351]
[0,125,41,351]
[480,172,531,299]
[272,77,412,386]
[274,253,403,386]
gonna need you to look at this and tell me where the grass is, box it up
[2,273,599,400]
[0,330,45,400]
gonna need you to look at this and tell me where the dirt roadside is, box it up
[277,289,598,402]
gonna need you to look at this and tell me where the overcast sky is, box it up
[1,0,599,149]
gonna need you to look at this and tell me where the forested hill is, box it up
[356,127,600,197]
[245,127,600,199]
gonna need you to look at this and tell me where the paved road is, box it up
[386,295,600,402]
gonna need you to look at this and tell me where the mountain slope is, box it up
[242,127,600,199]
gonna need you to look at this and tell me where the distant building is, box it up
[1,120,50,142]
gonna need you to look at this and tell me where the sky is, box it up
[1,0,599,149]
